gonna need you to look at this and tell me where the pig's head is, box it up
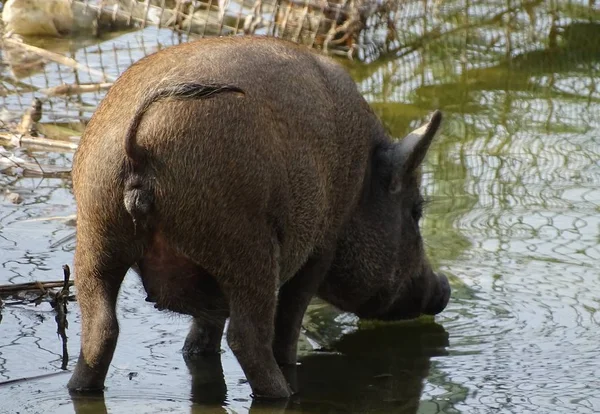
[319,110,450,321]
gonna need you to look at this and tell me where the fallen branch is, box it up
[2,37,116,82]
[0,132,78,151]
[40,82,114,97]
[0,279,74,295]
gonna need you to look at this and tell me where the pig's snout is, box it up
[360,271,451,322]
[422,272,451,316]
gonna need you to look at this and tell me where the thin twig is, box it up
[40,82,114,97]
[49,231,76,249]
[0,150,72,177]
[29,153,46,176]
[0,151,24,169]
[0,371,71,387]
[52,265,71,370]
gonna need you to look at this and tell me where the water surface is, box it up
[1,1,599,413]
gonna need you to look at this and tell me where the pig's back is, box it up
[75,37,384,280]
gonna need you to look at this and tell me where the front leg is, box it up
[220,239,293,399]
[67,221,134,392]
[183,316,226,357]
[273,252,333,366]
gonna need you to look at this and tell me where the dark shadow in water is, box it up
[70,393,109,414]
[186,353,228,408]
[287,321,449,413]
[67,320,448,413]
[187,319,450,413]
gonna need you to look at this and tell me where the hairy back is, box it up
[74,36,384,280]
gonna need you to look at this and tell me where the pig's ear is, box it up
[389,110,442,194]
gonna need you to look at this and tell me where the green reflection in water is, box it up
[313,2,600,413]
[1,1,599,413]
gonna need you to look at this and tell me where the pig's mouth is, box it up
[356,272,451,322]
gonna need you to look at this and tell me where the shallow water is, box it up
[1,2,600,413]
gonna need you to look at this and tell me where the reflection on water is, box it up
[67,320,449,414]
[1,0,600,413]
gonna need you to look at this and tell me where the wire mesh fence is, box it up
[0,0,596,140]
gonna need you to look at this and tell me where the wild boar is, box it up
[67,36,450,399]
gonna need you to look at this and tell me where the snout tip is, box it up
[423,272,451,315]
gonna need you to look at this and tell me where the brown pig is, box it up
[67,36,450,399]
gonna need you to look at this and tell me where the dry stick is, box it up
[40,82,114,97]
[0,132,79,151]
[2,37,116,82]
[0,266,74,385]
[0,280,74,294]
[30,154,46,174]
[52,265,71,370]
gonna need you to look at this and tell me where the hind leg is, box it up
[221,241,292,399]
[226,284,291,398]
[67,219,138,391]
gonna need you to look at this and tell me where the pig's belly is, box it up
[136,232,229,320]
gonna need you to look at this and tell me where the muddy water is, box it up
[1,7,600,414]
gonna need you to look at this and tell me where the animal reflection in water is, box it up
[69,321,449,413]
